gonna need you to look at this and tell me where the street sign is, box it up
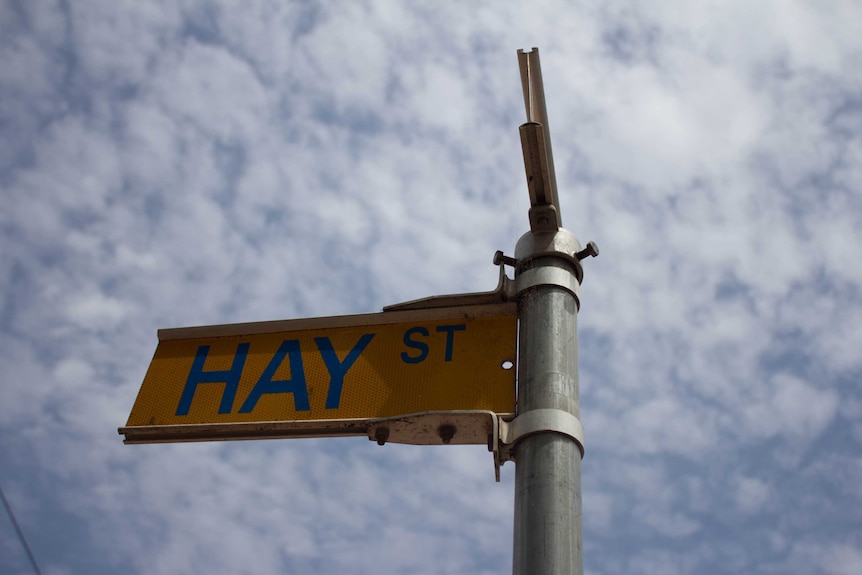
[118,47,592,573]
[119,303,517,444]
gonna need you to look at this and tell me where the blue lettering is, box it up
[239,340,310,413]
[175,343,249,415]
[436,324,466,361]
[401,326,429,363]
[316,333,375,409]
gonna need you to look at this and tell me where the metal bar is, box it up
[119,419,370,444]
[512,229,584,575]
[517,48,562,229]
[517,50,536,122]
[518,48,550,127]
[520,122,553,207]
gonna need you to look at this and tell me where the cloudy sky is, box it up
[2,1,861,573]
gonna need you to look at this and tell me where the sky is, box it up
[1,1,861,574]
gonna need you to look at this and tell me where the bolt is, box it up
[575,241,600,261]
[494,251,517,268]
[438,424,456,445]
[374,426,389,446]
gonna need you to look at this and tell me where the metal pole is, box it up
[512,47,591,575]
[512,231,584,575]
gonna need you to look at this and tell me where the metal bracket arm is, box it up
[366,410,502,448]
[365,410,508,483]
[382,252,516,311]
[359,408,585,484]
[384,248,585,312]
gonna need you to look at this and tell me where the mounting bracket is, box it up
[365,409,584,483]
[496,409,585,478]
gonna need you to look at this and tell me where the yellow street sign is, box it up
[120,303,517,443]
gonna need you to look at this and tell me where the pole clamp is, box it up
[359,409,585,483]
[514,267,580,306]
[494,409,584,480]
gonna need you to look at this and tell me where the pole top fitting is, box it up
[515,228,582,273]
[517,48,562,231]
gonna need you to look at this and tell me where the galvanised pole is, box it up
[512,230,585,575]
[512,47,593,575]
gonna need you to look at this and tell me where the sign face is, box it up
[120,304,517,443]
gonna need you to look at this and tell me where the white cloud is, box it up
[780,539,862,575]
[146,40,272,142]
[734,475,771,515]
[740,372,839,442]
[65,292,130,328]
[52,358,95,384]
[640,509,701,538]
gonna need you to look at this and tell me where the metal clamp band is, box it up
[515,267,580,302]
[500,408,584,456]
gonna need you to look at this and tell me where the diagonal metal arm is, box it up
[518,48,562,231]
